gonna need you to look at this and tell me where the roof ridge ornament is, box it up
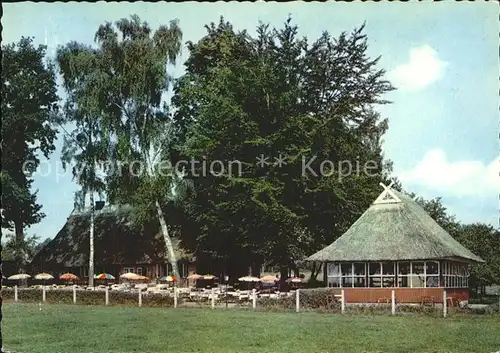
[373,180,401,204]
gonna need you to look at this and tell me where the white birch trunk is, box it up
[155,200,180,279]
[88,191,95,287]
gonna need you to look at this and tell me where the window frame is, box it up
[442,262,468,288]
[397,261,440,288]
[325,260,469,288]
[326,262,341,288]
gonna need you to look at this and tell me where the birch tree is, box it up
[57,41,109,286]
[61,15,185,278]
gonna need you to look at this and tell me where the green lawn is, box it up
[3,303,500,353]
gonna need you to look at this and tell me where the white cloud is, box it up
[388,45,448,91]
[396,149,500,198]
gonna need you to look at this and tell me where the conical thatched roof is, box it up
[31,204,193,268]
[307,184,484,263]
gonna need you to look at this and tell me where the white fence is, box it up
[5,285,459,317]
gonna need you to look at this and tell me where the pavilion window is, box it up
[425,261,440,287]
[327,263,341,287]
[368,262,382,287]
[443,262,469,288]
[411,262,425,287]
[353,262,366,287]
[341,263,353,287]
[397,262,410,287]
[382,262,396,287]
[461,266,469,287]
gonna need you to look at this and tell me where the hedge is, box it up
[1,287,174,307]
[2,287,499,316]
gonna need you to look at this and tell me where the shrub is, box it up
[257,290,341,312]
[397,304,440,316]
[257,297,295,311]
[468,297,498,305]
[1,287,174,308]
[2,287,14,300]
[453,306,496,316]
[345,304,392,316]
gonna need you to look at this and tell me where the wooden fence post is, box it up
[105,286,109,306]
[73,285,77,304]
[14,285,18,302]
[443,290,447,318]
[138,289,142,307]
[341,289,345,314]
[252,288,256,310]
[42,286,46,302]
[391,289,396,315]
[211,287,215,309]
[296,289,300,313]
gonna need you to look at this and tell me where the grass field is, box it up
[3,303,500,353]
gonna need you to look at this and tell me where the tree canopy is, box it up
[414,195,500,292]
[1,37,60,271]
[173,17,395,277]
[1,233,50,263]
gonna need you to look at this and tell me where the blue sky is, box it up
[3,2,499,240]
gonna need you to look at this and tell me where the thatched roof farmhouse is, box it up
[31,204,194,279]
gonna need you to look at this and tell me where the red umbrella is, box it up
[60,273,80,281]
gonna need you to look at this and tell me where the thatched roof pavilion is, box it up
[307,185,483,263]
[306,182,483,303]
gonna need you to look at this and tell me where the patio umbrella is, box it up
[8,273,31,280]
[202,274,217,280]
[34,273,54,280]
[285,277,305,283]
[137,275,149,281]
[95,273,115,280]
[59,273,80,281]
[260,275,278,283]
[187,273,203,280]
[238,276,261,282]
[120,272,142,280]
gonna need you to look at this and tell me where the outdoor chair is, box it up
[446,296,456,307]
[420,296,434,306]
